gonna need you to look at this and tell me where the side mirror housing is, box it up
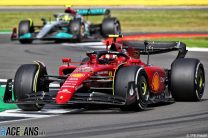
[62,58,71,66]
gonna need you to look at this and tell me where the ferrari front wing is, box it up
[3,79,126,107]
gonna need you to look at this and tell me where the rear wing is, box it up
[122,40,187,59]
[76,8,110,16]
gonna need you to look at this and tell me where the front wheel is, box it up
[114,66,149,111]
[14,62,48,111]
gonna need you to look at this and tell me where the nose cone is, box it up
[55,72,91,104]
[56,90,72,104]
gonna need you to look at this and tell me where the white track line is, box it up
[1,111,53,118]
[62,42,104,47]
[88,45,106,49]
[0,79,7,82]
[5,109,71,114]
[0,108,85,124]
[0,108,80,118]
[187,47,208,52]
[0,32,11,34]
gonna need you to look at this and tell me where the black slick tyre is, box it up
[171,58,205,101]
[14,63,48,111]
[114,66,149,111]
[101,17,121,37]
[18,20,34,44]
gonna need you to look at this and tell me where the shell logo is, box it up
[151,72,160,91]
[71,73,84,78]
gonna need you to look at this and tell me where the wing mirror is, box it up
[62,58,71,66]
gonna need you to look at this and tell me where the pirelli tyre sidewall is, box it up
[171,58,205,101]
[114,65,149,111]
[14,63,48,111]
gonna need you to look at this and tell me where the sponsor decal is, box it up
[109,71,113,77]
[151,72,160,91]
[0,126,45,136]
[65,80,77,83]
[61,89,71,93]
[97,71,108,75]
[61,85,75,88]
[69,78,79,81]
[74,67,93,72]
[70,73,85,78]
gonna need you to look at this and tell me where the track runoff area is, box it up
[0,32,208,123]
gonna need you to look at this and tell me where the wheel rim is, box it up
[137,75,149,109]
[141,82,147,96]
[139,80,149,101]
[199,73,203,88]
[195,65,205,99]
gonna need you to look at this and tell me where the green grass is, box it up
[0,10,208,32]
[0,87,17,112]
[115,10,208,32]
[148,37,208,48]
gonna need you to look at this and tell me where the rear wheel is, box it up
[171,58,205,101]
[14,62,48,111]
[69,19,85,42]
[114,66,149,111]
[101,17,121,37]
[18,20,34,44]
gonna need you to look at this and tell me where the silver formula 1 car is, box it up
[11,7,121,44]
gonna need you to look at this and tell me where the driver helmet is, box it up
[62,14,71,22]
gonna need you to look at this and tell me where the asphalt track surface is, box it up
[0,34,207,138]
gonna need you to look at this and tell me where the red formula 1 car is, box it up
[4,35,205,111]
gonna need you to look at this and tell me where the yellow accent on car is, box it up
[108,34,123,38]
[62,14,71,22]
[109,71,113,77]
[27,18,33,27]
[71,73,84,78]
[199,74,203,88]
[33,61,40,93]
[141,82,147,96]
